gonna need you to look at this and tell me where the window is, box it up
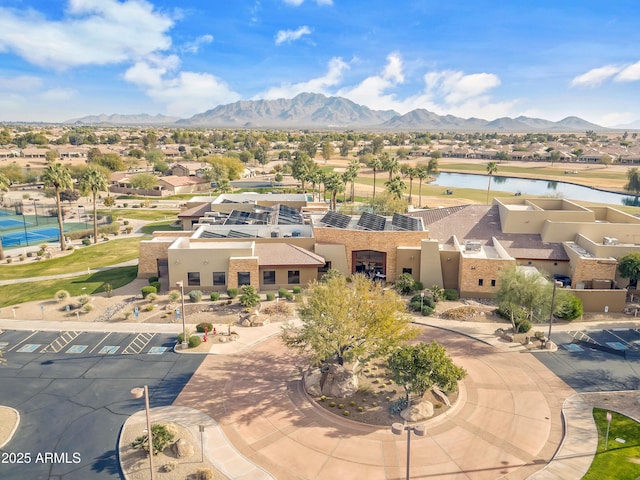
[213,272,226,286]
[318,261,332,274]
[187,272,200,286]
[491,279,496,287]
[478,278,484,286]
[402,268,412,275]
[237,272,250,286]
[288,270,300,284]
[263,270,276,285]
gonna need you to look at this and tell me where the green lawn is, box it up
[582,408,640,480]
[140,220,183,235]
[0,266,138,308]
[0,237,143,281]
[97,208,178,221]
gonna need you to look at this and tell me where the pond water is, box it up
[432,172,639,206]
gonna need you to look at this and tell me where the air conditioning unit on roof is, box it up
[603,237,619,245]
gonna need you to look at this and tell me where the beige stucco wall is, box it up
[440,250,460,290]
[420,240,444,288]
[258,267,319,290]
[138,233,191,278]
[314,243,348,275]
[571,288,627,313]
[397,247,421,281]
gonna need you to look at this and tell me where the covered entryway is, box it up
[352,250,386,279]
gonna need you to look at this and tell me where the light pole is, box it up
[392,423,426,480]
[547,280,562,347]
[420,291,425,313]
[33,199,39,226]
[176,281,188,349]
[130,385,155,480]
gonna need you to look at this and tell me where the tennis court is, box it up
[0,218,31,229]
[1,227,63,248]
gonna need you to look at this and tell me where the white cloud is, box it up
[615,60,640,82]
[0,0,174,69]
[283,0,333,5]
[275,26,311,45]
[40,88,76,102]
[182,34,213,54]
[571,65,622,87]
[124,55,240,117]
[257,56,348,99]
[0,75,42,91]
[424,70,500,104]
[598,112,637,127]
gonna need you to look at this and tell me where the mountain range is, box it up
[66,92,609,132]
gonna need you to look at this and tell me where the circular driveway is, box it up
[174,326,574,480]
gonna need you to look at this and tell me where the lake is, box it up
[432,172,639,206]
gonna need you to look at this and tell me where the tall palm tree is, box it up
[383,155,400,180]
[0,172,9,260]
[79,167,108,244]
[486,161,498,205]
[368,156,382,200]
[346,159,360,202]
[415,165,428,208]
[42,163,73,251]
[401,166,416,205]
[324,172,345,211]
[385,175,406,200]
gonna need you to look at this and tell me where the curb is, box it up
[0,406,20,449]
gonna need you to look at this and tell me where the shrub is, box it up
[556,295,583,321]
[82,303,94,313]
[196,322,213,333]
[320,395,326,402]
[188,290,203,303]
[329,401,336,407]
[144,304,154,312]
[395,273,417,294]
[141,286,157,298]
[123,310,132,320]
[77,295,91,306]
[168,290,181,302]
[226,288,238,299]
[278,287,289,298]
[55,290,70,303]
[430,284,445,302]
[421,305,434,316]
[162,461,178,472]
[194,468,214,480]
[26,251,33,258]
[408,293,435,313]
[515,318,532,333]
[82,238,91,246]
[357,406,364,412]
[104,283,112,298]
[148,276,159,284]
[266,292,275,301]
[131,424,174,455]
[150,281,161,293]
[338,404,344,409]
[146,292,158,302]
[444,289,459,301]
[5,258,12,264]
[210,291,220,301]
[349,400,356,406]
[239,285,260,308]
[188,335,202,348]
[343,410,350,416]
[292,286,302,294]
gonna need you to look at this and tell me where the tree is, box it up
[550,150,561,166]
[130,173,159,190]
[485,161,498,204]
[369,191,408,215]
[45,149,59,164]
[0,172,9,260]
[382,154,399,180]
[371,136,385,155]
[401,165,416,205]
[41,163,73,251]
[415,164,428,207]
[618,252,640,288]
[367,156,383,200]
[281,275,417,370]
[321,140,334,163]
[625,168,640,197]
[385,175,406,200]
[291,152,315,192]
[323,172,344,210]
[339,139,351,157]
[345,159,360,202]
[388,342,467,406]
[79,168,108,244]
[59,189,81,204]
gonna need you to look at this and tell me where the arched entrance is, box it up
[352,250,386,280]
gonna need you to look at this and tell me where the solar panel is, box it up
[392,213,423,231]
[226,229,255,238]
[224,210,251,225]
[199,230,227,238]
[320,211,351,229]
[277,204,304,224]
[357,211,386,231]
[248,211,271,224]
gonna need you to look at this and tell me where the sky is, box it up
[2,0,640,126]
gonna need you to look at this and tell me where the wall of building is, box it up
[313,227,428,282]
[458,255,515,298]
[228,257,260,290]
[139,234,191,278]
[420,240,444,288]
[258,266,319,290]
[314,243,348,274]
[570,257,618,289]
[514,259,570,277]
[571,288,627,313]
[440,250,460,290]
[396,247,421,281]
[542,221,640,243]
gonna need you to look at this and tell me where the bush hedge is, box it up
[188,290,203,303]
[196,322,213,333]
[210,292,220,301]
[226,288,238,299]
[141,286,157,298]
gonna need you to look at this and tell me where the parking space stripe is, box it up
[89,332,113,354]
[6,331,38,352]
[41,331,82,353]
[122,333,156,354]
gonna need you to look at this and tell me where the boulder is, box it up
[321,364,358,398]
[171,438,194,458]
[401,401,434,422]
[303,367,323,396]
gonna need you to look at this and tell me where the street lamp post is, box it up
[176,281,188,349]
[420,291,425,313]
[33,199,39,226]
[391,423,426,480]
[130,385,155,480]
[547,280,562,347]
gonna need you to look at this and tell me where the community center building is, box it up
[138,193,640,313]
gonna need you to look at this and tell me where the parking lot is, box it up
[0,329,205,480]
[535,328,640,392]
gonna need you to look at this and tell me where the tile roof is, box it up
[255,243,325,267]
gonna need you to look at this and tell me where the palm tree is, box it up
[324,172,344,211]
[401,166,416,205]
[0,172,9,260]
[486,161,498,204]
[383,155,400,180]
[415,165,428,208]
[385,175,406,200]
[368,156,383,200]
[41,163,73,251]
[346,159,360,202]
[79,167,108,244]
